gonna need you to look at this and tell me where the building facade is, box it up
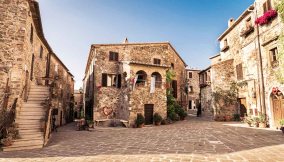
[83,41,187,125]
[186,69,200,110]
[0,0,74,150]
[199,67,213,116]
[211,0,284,127]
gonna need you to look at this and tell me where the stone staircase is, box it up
[3,85,49,151]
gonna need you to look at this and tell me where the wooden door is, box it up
[272,98,284,126]
[144,104,154,125]
[189,100,192,109]
[238,98,247,117]
[172,80,177,98]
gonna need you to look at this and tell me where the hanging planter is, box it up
[255,10,278,26]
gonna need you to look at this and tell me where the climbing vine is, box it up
[275,0,284,84]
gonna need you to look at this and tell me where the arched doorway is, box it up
[151,72,162,88]
[136,70,147,87]
[271,88,284,127]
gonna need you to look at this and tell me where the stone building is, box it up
[83,40,187,125]
[0,0,74,151]
[186,69,200,110]
[211,0,284,127]
[199,66,212,115]
[74,89,84,118]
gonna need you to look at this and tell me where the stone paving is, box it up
[0,116,284,162]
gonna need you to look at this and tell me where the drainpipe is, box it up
[249,2,266,115]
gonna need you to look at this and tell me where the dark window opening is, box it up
[188,72,193,79]
[109,52,119,61]
[30,24,33,44]
[151,72,162,88]
[39,46,43,58]
[171,63,174,69]
[172,80,177,98]
[270,47,278,67]
[102,73,121,88]
[153,58,161,65]
[136,70,147,87]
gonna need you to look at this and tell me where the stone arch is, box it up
[151,72,162,88]
[136,70,147,87]
[267,87,284,128]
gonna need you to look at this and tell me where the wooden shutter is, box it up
[102,73,108,87]
[30,54,35,81]
[267,0,271,10]
[263,3,267,13]
[117,74,121,88]
[172,80,178,98]
[236,64,243,80]
[188,72,192,78]
[115,53,118,61]
[109,52,113,61]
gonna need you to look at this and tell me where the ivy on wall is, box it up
[275,0,284,84]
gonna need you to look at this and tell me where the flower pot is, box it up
[259,122,266,128]
[155,121,161,126]
[280,127,284,134]
[137,124,144,128]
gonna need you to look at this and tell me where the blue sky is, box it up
[39,0,254,89]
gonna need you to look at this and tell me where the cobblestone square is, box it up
[1,117,284,162]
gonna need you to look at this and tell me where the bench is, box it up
[95,119,109,126]
[120,119,129,128]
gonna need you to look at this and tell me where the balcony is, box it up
[221,45,229,52]
[240,26,254,37]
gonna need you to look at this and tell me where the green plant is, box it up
[259,113,266,123]
[135,113,145,126]
[233,114,241,121]
[279,119,284,126]
[87,120,94,125]
[244,116,253,124]
[252,117,260,126]
[175,105,187,120]
[153,113,162,123]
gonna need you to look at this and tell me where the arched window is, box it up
[136,70,147,87]
[151,72,162,88]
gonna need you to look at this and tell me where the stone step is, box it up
[22,103,44,107]
[3,144,43,152]
[28,95,49,99]
[13,137,43,142]
[28,97,47,100]
[19,111,45,116]
[28,92,49,96]
[15,119,41,124]
[17,115,45,120]
[17,124,41,129]
[26,100,45,104]
[18,133,43,139]
[18,129,42,134]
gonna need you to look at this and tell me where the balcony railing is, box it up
[240,26,254,37]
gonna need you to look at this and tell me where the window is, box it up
[188,72,192,79]
[102,73,121,88]
[135,70,147,87]
[236,63,243,80]
[263,0,272,13]
[151,72,162,88]
[246,17,252,28]
[30,24,33,44]
[189,86,193,93]
[172,80,178,98]
[224,39,228,47]
[171,63,174,69]
[39,46,43,58]
[153,58,161,65]
[109,52,118,61]
[270,47,278,67]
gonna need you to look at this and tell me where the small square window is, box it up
[153,58,161,65]
[109,52,118,61]
[188,72,192,78]
[270,47,278,67]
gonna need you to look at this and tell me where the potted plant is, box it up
[244,116,252,127]
[1,136,13,147]
[135,113,145,128]
[153,113,162,126]
[280,119,284,134]
[259,114,266,128]
[87,120,94,128]
[252,117,260,127]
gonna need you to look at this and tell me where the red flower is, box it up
[255,10,278,26]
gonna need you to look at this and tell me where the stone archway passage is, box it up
[271,91,284,127]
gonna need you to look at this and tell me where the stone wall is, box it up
[186,69,200,110]
[85,42,186,124]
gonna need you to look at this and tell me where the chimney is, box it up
[228,18,235,28]
[123,37,129,44]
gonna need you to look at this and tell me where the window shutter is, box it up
[115,53,118,61]
[109,52,112,61]
[263,3,267,13]
[102,73,108,87]
[267,0,271,10]
[117,74,121,88]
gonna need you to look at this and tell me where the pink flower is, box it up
[255,10,278,25]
